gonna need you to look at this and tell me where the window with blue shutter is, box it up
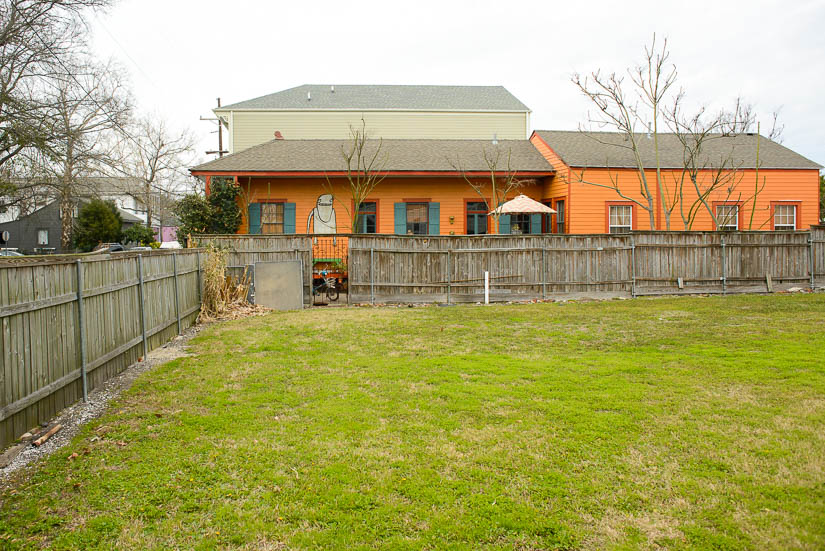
[283,202,296,234]
[530,213,542,234]
[498,214,511,234]
[428,202,440,235]
[394,203,407,234]
[247,203,262,234]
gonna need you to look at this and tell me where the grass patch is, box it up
[1,294,824,549]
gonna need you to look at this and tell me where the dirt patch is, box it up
[0,324,202,488]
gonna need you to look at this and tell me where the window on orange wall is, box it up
[555,200,565,233]
[356,202,377,233]
[466,201,488,234]
[715,205,739,230]
[261,203,284,234]
[406,203,429,235]
[608,205,632,233]
[774,204,796,230]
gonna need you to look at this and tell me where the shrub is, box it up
[122,224,157,246]
[174,178,242,246]
[73,199,122,251]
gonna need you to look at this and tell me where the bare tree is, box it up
[451,145,528,234]
[113,116,196,229]
[0,0,111,173]
[323,119,389,233]
[572,34,784,231]
[571,34,676,229]
[34,59,131,248]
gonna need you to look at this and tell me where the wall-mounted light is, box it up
[449,216,455,224]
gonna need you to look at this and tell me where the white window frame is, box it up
[608,204,632,233]
[715,204,739,231]
[773,204,797,230]
[37,229,48,245]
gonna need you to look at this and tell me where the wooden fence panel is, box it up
[196,235,313,303]
[349,231,817,303]
[0,250,202,449]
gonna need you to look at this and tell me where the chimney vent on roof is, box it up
[331,85,335,93]
[274,131,284,140]
[307,91,311,101]
[492,133,498,145]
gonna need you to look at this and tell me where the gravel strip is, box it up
[0,324,203,489]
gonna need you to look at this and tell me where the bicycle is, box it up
[312,270,340,302]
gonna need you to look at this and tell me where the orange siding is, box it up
[236,176,547,235]
[530,133,570,232]
[528,135,820,233]
[562,167,820,232]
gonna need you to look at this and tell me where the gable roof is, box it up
[190,139,553,174]
[217,85,530,112]
[534,130,823,170]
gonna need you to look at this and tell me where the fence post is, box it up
[720,234,727,295]
[541,244,547,300]
[75,260,88,402]
[370,247,375,305]
[630,235,636,298]
[137,254,148,359]
[172,253,181,334]
[446,250,451,305]
[196,250,202,305]
[809,233,815,289]
[484,271,490,304]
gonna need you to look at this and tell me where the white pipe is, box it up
[484,271,489,304]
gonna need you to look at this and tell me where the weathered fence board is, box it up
[0,250,202,449]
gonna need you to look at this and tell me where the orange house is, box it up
[530,130,822,233]
[190,132,821,238]
[190,138,557,237]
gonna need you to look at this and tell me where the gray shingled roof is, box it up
[534,130,822,170]
[218,85,530,112]
[190,139,554,173]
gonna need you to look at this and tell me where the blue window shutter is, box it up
[428,202,440,235]
[394,203,407,235]
[498,214,511,234]
[284,203,296,234]
[248,203,261,234]
[530,213,542,234]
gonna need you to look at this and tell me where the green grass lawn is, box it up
[2,295,825,550]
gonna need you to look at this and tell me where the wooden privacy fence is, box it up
[195,235,313,304]
[349,229,825,304]
[0,250,202,449]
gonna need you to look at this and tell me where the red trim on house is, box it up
[604,201,638,233]
[204,175,211,195]
[350,198,380,233]
[256,198,287,203]
[711,200,745,230]
[191,170,555,178]
[769,200,802,230]
[402,198,432,203]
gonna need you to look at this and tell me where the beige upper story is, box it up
[214,85,531,153]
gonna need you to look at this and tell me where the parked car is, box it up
[92,243,124,253]
[0,249,24,257]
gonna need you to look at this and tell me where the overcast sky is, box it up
[89,0,825,169]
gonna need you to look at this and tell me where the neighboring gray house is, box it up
[0,199,143,254]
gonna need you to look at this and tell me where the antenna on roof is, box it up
[330,85,335,93]
[307,91,311,102]
[492,133,498,145]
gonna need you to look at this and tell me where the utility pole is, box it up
[200,97,228,157]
